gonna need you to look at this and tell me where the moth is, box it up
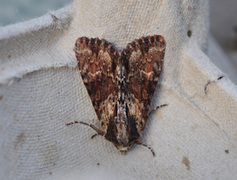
[66,35,167,156]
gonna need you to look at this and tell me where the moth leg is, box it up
[66,121,105,136]
[90,133,100,139]
[135,141,156,157]
[147,104,168,118]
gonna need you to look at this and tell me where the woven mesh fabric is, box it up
[0,0,237,179]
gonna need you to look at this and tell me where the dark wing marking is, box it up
[123,35,166,131]
[74,37,119,131]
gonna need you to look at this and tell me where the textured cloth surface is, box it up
[0,0,237,179]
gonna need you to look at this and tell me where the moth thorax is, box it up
[116,107,129,145]
[116,122,129,145]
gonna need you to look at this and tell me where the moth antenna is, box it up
[66,121,105,136]
[147,104,168,118]
[134,141,156,157]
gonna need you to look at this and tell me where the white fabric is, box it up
[0,0,237,179]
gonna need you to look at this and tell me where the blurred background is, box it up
[0,0,236,84]
[0,0,73,26]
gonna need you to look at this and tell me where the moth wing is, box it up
[123,35,166,131]
[74,37,119,131]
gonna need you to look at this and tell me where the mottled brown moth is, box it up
[66,35,167,156]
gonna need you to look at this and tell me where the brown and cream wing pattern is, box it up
[74,37,120,131]
[123,35,166,131]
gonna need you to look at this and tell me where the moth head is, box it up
[104,116,141,155]
[116,144,133,155]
